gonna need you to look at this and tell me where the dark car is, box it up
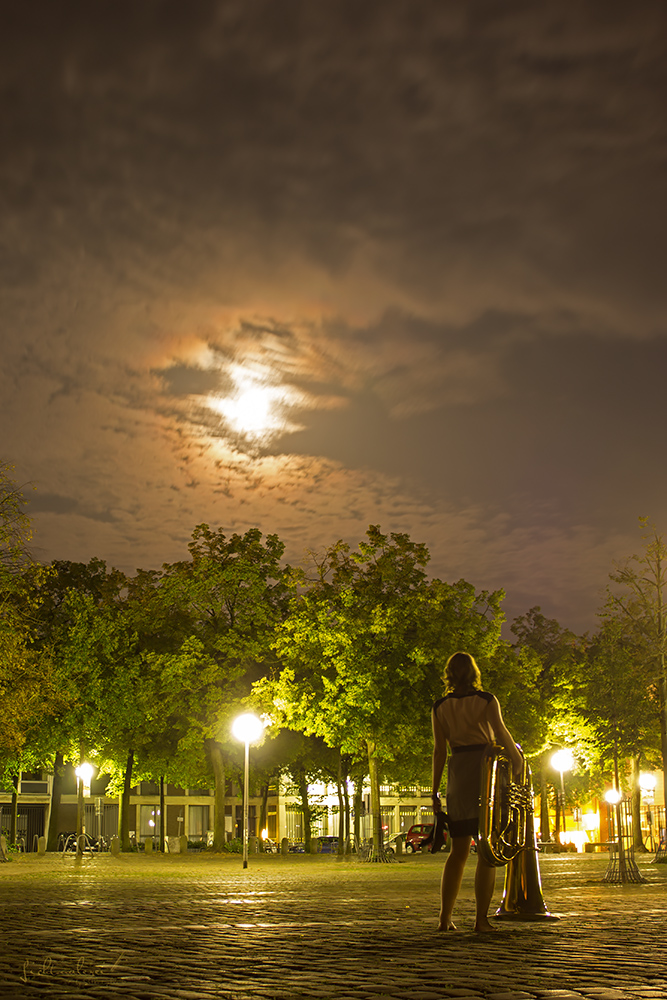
[405,822,447,853]
[317,835,340,854]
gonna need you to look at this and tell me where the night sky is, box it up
[3,1,666,633]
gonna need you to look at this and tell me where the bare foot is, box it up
[473,918,496,933]
[437,920,458,931]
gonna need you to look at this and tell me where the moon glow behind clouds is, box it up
[2,1,666,631]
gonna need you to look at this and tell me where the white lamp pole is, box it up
[232,713,264,869]
[75,762,94,855]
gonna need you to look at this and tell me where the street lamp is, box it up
[551,749,574,838]
[232,713,265,869]
[639,772,657,850]
[604,787,622,850]
[75,763,94,854]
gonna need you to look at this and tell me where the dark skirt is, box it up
[446,746,486,839]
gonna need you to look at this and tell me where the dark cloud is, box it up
[2,1,666,633]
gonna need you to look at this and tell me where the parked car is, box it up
[405,822,447,853]
[383,833,407,855]
[317,835,340,854]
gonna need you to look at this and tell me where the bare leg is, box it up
[438,836,471,930]
[473,853,496,932]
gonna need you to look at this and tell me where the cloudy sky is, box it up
[2,1,666,633]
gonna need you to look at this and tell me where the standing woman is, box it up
[431,651,522,932]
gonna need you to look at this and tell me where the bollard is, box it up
[144,838,153,855]
[179,834,188,854]
[37,836,47,856]
[249,835,257,854]
[110,836,121,856]
[281,837,289,855]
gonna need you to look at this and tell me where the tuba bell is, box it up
[477,743,533,867]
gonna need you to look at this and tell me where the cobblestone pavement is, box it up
[2,850,666,1000]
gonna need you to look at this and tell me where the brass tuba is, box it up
[477,743,533,867]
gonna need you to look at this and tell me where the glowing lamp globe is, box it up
[551,749,574,774]
[639,772,657,793]
[232,713,264,744]
[75,763,94,784]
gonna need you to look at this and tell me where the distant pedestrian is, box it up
[431,651,522,932]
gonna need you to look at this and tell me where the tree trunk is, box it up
[159,776,166,852]
[206,738,227,852]
[47,751,64,851]
[539,757,551,842]
[353,776,363,846]
[297,766,312,851]
[10,775,18,845]
[336,755,345,855]
[630,755,645,850]
[660,672,667,818]
[118,749,134,851]
[343,768,351,854]
[366,741,384,857]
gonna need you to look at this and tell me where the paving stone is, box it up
[0,853,665,1000]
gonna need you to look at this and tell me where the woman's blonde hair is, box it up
[444,651,482,693]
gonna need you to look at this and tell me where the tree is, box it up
[158,525,289,850]
[0,466,48,842]
[0,462,32,569]
[581,621,660,800]
[510,607,583,841]
[604,520,667,812]
[259,526,507,859]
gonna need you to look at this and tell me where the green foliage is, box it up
[258,526,506,777]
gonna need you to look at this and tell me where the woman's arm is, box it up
[431,706,449,812]
[487,696,523,777]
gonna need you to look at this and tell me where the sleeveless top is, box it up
[432,690,495,748]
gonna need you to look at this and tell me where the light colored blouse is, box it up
[433,690,496,748]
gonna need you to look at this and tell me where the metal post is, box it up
[242,739,249,870]
[560,771,567,834]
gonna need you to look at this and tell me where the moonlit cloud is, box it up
[2,1,666,633]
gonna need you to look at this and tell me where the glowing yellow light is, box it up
[232,712,264,744]
[640,772,657,793]
[558,830,588,851]
[581,812,598,831]
[551,749,575,773]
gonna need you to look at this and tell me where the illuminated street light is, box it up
[604,787,622,847]
[232,713,265,869]
[639,773,657,850]
[639,772,657,797]
[551,749,574,836]
[75,762,94,796]
[75,762,94,854]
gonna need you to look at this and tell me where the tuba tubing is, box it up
[477,743,533,867]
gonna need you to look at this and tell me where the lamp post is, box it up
[232,713,264,869]
[551,749,574,839]
[639,772,657,851]
[75,762,94,855]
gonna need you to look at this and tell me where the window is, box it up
[139,805,160,842]
[189,805,210,841]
